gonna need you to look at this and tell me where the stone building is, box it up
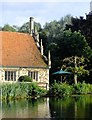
[0,17,51,89]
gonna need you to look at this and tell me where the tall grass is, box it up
[0,82,47,100]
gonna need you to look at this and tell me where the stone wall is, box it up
[0,67,49,89]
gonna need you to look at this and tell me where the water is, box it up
[0,95,92,119]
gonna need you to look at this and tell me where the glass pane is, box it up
[5,71,7,80]
[8,71,10,81]
[11,71,13,80]
[14,71,16,81]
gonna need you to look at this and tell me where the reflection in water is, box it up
[49,97,75,118]
[0,98,50,118]
[0,95,92,119]
[49,95,92,119]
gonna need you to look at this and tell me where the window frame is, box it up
[5,70,16,81]
[28,71,38,81]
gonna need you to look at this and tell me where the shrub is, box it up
[73,82,92,94]
[49,82,73,97]
[27,82,47,97]
[49,82,92,97]
[18,75,32,82]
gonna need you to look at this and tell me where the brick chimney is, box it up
[30,17,35,36]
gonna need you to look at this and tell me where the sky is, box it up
[0,0,92,27]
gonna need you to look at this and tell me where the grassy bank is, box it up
[0,82,47,100]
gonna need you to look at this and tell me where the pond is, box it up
[0,95,92,119]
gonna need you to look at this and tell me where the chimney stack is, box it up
[30,17,35,36]
[40,39,43,56]
[48,50,51,69]
[90,1,92,12]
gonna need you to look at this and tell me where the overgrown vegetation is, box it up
[0,82,92,100]
[49,82,73,97]
[49,82,92,97]
[0,83,47,100]
[73,82,92,94]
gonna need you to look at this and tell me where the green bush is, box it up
[27,82,47,97]
[49,82,92,97]
[73,82,92,94]
[49,82,73,97]
[18,75,32,82]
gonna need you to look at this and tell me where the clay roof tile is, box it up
[0,31,47,67]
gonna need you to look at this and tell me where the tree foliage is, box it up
[48,30,92,70]
[65,15,92,83]
[50,30,91,58]
[2,24,16,32]
[18,22,29,33]
[39,15,92,83]
[66,16,92,49]
[18,22,41,33]
[62,56,89,83]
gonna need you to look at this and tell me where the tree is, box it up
[62,56,89,84]
[2,24,16,32]
[49,29,92,63]
[40,15,72,58]
[48,30,91,83]
[13,25,20,32]
[18,22,41,33]
[18,22,29,33]
[58,30,92,58]
[41,14,72,44]
[66,16,92,49]
[59,14,72,28]
[65,15,92,83]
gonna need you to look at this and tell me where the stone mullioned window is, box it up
[5,71,16,81]
[28,71,38,81]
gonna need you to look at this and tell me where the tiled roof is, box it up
[0,31,47,67]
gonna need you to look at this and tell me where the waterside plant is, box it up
[0,82,47,100]
[49,82,92,97]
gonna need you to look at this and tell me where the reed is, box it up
[0,82,47,100]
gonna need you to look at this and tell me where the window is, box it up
[5,71,16,81]
[28,71,38,81]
